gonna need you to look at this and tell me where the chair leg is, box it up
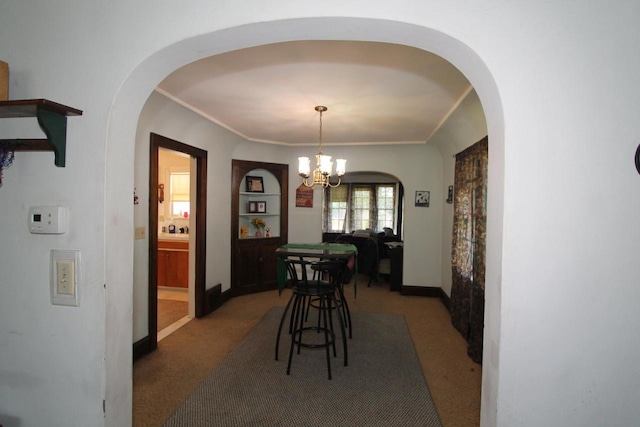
[297,295,308,355]
[323,295,338,358]
[275,292,295,361]
[331,292,348,366]
[315,296,322,333]
[286,294,303,375]
[320,295,332,380]
[337,285,352,339]
[287,294,299,334]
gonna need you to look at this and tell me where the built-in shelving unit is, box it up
[238,180,282,237]
[231,159,288,296]
[0,99,83,167]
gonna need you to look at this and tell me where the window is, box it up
[323,183,398,233]
[326,186,348,232]
[351,185,372,230]
[170,171,190,217]
[376,185,395,230]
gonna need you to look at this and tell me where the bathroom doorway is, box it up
[144,133,207,356]
[157,147,191,339]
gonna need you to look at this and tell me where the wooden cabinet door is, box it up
[165,250,189,288]
[158,241,189,288]
[157,250,167,287]
[234,243,261,295]
[259,240,281,288]
[233,238,283,296]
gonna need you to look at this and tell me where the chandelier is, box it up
[298,106,346,188]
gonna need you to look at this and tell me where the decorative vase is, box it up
[255,229,262,237]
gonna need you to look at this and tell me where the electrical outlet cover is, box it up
[51,249,80,306]
[135,227,146,240]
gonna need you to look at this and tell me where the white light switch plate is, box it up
[51,249,80,306]
[135,226,146,240]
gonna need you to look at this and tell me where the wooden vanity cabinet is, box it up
[157,240,189,288]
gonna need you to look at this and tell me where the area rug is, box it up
[164,307,441,427]
[163,307,442,426]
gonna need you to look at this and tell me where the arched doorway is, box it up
[105,17,505,425]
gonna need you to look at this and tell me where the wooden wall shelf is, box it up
[0,99,83,167]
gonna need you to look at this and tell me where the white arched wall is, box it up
[106,18,504,426]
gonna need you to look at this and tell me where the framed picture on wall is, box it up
[248,201,258,213]
[415,190,430,207]
[295,184,314,207]
[446,185,454,204]
[245,175,264,193]
[256,201,267,213]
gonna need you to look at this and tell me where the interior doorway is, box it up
[156,147,191,338]
[142,133,208,357]
[107,18,504,426]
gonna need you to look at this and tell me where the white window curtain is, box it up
[170,172,190,216]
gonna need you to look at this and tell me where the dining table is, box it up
[275,242,358,296]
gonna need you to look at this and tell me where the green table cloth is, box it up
[276,243,358,296]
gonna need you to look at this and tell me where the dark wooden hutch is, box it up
[231,159,288,296]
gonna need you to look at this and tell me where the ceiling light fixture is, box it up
[298,106,346,188]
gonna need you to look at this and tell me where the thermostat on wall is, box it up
[28,206,67,234]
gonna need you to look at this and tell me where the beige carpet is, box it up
[157,299,188,331]
[134,277,481,427]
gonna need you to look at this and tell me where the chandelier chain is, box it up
[318,110,322,154]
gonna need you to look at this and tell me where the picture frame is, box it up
[256,201,267,213]
[245,175,264,193]
[248,201,258,213]
[295,184,314,208]
[415,190,430,207]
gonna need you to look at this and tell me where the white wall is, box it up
[286,144,445,287]
[2,2,640,427]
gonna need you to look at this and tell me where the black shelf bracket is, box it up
[37,108,68,167]
[0,99,83,168]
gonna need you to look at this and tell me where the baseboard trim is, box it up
[220,288,233,306]
[133,336,152,362]
[205,284,222,314]
[401,285,451,311]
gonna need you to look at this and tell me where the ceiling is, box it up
[156,40,473,147]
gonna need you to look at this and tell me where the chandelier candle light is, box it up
[298,106,346,188]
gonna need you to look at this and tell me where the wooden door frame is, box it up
[144,133,207,356]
